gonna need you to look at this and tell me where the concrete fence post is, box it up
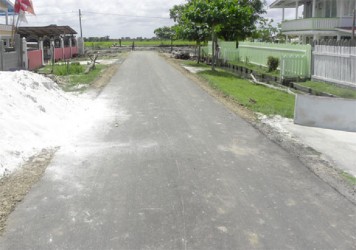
[15,35,22,69]
[61,37,64,60]
[39,38,44,66]
[0,39,4,71]
[69,37,72,58]
[22,37,28,69]
[77,37,84,55]
[50,38,55,63]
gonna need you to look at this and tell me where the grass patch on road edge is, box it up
[197,69,295,118]
[39,64,108,92]
[341,172,356,185]
[298,81,356,99]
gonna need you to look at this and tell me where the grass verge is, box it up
[197,68,295,118]
[39,63,107,92]
[341,172,356,185]
[298,81,356,99]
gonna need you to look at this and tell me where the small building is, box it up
[270,0,356,44]
[17,25,78,61]
[0,0,14,47]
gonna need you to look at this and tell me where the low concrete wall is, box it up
[294,94,356,132]
[1,51,19,70]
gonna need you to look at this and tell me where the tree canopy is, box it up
[170,0,266,42]
[169,0,266,68]
[154,26,176,40]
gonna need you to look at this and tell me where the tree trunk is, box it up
[85,54,98,74]
[211,31,215,71]
[197,41,201,64]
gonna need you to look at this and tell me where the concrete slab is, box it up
[261,115,356,177]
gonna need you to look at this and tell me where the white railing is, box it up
[0,24,12,31]
[282,18,339,31]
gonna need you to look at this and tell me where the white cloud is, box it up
[16,0,296,39]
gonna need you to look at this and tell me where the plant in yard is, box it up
[267,56,279,72]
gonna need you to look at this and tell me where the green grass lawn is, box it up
[298,81,356,99]
[198,69,295,118]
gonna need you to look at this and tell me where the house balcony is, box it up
[0,23,13,36]
[281,18,340,33]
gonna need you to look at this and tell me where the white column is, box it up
[22,37,28,69]
[282,8,285,21]
[69,37,72,58]
[5,9,8,25]
[39,39,44,65]
[312,0,316,17]
[296,1,299,19]
[60,37,64,60]
[51,38,55,63]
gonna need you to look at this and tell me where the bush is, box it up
[267,56,279,72]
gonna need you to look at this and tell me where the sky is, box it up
[13,0,295,39]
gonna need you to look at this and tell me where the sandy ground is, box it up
[0,60,122,234]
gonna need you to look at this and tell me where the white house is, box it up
[270,0,356,43]
[0,0,14,48]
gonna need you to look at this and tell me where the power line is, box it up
[75,11,170,20]
[27,10,171,20]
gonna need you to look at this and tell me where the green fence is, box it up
[202,41,312,78]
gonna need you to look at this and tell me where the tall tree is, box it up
[154,26,176,51]
[170,0,265,70]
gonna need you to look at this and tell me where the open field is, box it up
[85,40,197,48]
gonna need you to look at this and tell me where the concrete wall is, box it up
[0,35,22,71]
[1,51,19,70]
[294,94,356,132]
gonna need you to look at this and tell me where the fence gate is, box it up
[280,55,308,79]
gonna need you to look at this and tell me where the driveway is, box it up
[1,52,355,249]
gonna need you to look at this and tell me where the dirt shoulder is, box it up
[163,54,355,204]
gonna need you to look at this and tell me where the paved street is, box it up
[1,52,355,249]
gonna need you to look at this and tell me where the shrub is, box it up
[54,63,84,76]
[267,56,279,72]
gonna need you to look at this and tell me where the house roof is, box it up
[17,25,77,38]
[0,0,14,15]
[270,0,304,8]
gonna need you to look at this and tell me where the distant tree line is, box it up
[83,36,162,42]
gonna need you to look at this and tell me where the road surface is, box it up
[1,52,355,249]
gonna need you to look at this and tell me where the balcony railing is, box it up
[0,24,12,31]
[0,24,13,37]
[282,18,340,32]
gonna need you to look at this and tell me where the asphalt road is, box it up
[1,52,355,250]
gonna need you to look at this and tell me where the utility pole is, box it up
[79,9,83,38]
[352,9,355,42]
